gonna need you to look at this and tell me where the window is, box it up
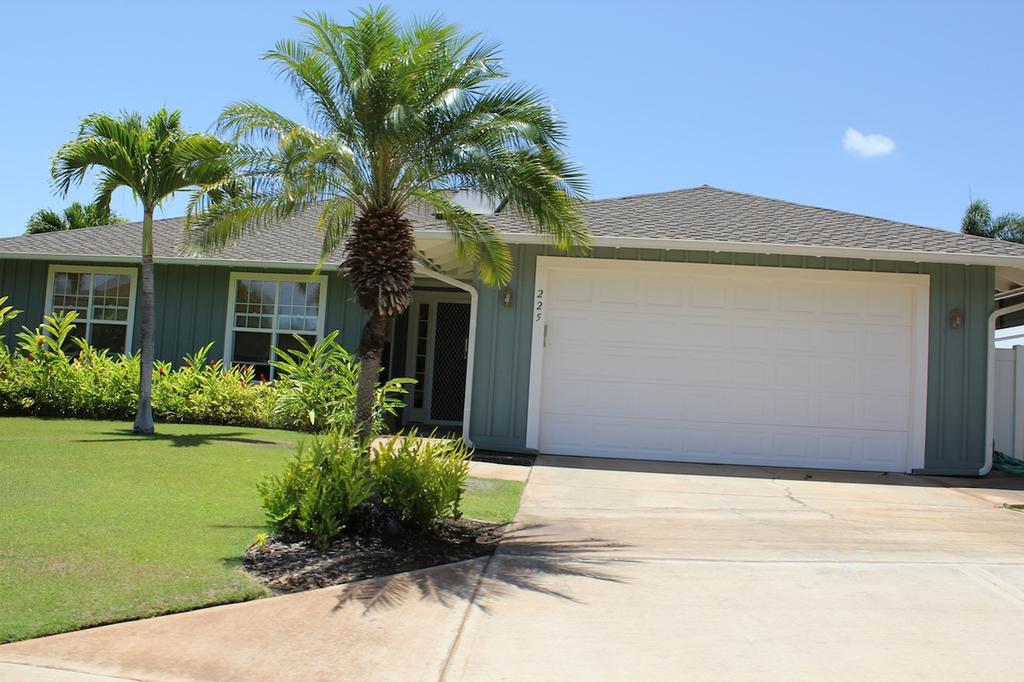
[46,266,137,354]
[226,273,327,380]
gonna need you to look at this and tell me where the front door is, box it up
[404,296,471,425]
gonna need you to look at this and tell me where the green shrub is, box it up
[5,311,91,416]
[0,295,20,348]
[153,344,275,427]
[69,344,139,418]
[372,431,472,529]
[257,431,374,548]
[0,303,406,433]
[271,332,411,434]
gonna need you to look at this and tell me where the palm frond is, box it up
[317,196,357,264]
[993,212,1024,244]
[25,209,68,234]
[413,190,512,285]
[961,199,995,238]
[204,9,589,293]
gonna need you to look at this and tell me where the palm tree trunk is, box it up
[133,208,156,434]
[345,208,415,442]
[354,310,388,441]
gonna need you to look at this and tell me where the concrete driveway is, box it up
[5,456,1024,681]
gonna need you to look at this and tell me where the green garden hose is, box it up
[993,451,1024,475]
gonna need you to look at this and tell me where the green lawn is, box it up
[0,417,524,643]
[461,476,525,523]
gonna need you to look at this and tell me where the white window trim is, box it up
[43,264,139,352]
[224,272,329,377]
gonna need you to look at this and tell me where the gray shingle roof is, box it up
[490,185,1024,258]
[0,206,354,266]
[3,185,1024,264]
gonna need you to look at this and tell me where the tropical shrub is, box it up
[0,305,408,431]
[4,311,94,416]
[153,344,275,427]
[0,295,19,344]
[271,332,410,434]
[66,343,139,418]
[372,431,472,529]
[257,431,374,549]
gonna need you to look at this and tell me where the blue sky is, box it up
[1,0,1021,237]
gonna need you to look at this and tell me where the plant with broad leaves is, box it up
[271,331,411,433]
[372,430,471,529]
[257,430,374,549]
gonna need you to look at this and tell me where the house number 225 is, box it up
[535,289,544,321]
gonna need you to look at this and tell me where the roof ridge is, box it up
[584,185,710,205]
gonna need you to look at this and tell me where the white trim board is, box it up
[526,256,931,473]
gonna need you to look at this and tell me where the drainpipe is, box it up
[413,263,478,447]
[982,299,1024,474]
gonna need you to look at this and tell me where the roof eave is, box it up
[0,251,339,271]
[4,230,1024,270]
[440,231,1024,269]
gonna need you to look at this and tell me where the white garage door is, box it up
[526,258,930,473]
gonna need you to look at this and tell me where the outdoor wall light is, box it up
[949,308,963,329]
[501,287,515,307]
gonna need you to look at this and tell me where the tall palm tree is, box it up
[25,201,127,234]
[188,8,589,439]
[51,109,242,433]
[962,198,1024,243]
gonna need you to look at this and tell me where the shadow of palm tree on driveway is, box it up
[331,523,634,616]
[72,429,292,449]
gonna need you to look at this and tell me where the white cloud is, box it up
[842,128,895,157]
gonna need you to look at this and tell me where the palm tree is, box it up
[188,8,589,439]
[51,109,242,433]
[25,201,127,234]
[961,199,1024,243]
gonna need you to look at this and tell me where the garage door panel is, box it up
[865,327,911,357]
[543,415,682,455]
[533,260,927,473]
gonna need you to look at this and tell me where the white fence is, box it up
[994,346,1024,460]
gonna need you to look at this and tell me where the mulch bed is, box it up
[244,518,506,594]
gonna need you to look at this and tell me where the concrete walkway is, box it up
[5,457,1024,680]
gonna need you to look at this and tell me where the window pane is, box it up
[92,274,131,322]
[90,323,127,354]
[274,333,317,361]
[52,272,90,317]
[276,281,320,332]
[235,279,275,329]
[233,331,272,381]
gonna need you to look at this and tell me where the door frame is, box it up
[525,256,931,473]
[403,290,472,426]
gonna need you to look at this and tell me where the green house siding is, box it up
[151,265,364,364]
[2,247,996,475]
[0,260,365,363]
[1,259,51,350]
[468,245,995,475]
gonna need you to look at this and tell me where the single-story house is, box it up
[3,185,1024,476]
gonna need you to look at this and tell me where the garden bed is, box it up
[244,518,506,593]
